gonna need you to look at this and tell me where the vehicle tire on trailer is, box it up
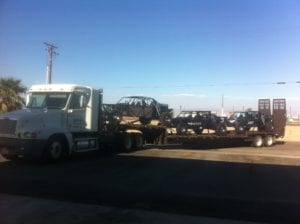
[264,135,274,147]
[122,133,133,152]
[133,133,143,150]
[216,124,227,135]
[44,136,67,161]
[264,121,274,132]
[160,113,172,126]
[236,125,246,134]
[193,125,204,135]
[176,123,188,135]
[252,135,263,147]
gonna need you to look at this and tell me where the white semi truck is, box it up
[0,84,164,161]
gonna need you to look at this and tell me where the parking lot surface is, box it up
[1,141,300,223]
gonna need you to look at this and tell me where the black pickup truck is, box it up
[227,111,273,133]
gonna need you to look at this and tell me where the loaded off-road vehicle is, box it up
[111,96,172,125]
[171,111,227,135]
[227,111,273,134]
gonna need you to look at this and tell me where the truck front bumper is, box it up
[0,137,47,159]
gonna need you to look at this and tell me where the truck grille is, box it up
[0,119,17,135]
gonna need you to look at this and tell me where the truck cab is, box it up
[0,84,101,161]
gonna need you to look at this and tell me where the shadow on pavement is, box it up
[0,152,300,223]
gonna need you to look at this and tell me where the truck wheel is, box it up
[133,134,143,150]
[1,154,19,161]
[176,123,188,135]
[122,133,133,152]
[252,135,263,147]
[44,136,66,161]
[264,122,274,132]
[216,125,227,135]
[236,125,245,134]
[193,126,203,135]
[264,135,274,147]
[160,113,172,126]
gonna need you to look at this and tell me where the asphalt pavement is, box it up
[1,142,300,223]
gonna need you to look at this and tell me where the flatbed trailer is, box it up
[164,130,278,148]
[162,99,286,148]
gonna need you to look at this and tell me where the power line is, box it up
[105,81,300,89]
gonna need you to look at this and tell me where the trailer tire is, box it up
[252,135,263,147]
[264,135,274,147]
[44,136,67,161]
[176,123,188,135]
[122,133,133,152]
[133,133,143,150]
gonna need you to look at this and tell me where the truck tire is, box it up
[236,125,246,134]
[160,113,172,126]
[1,154,19,161]
[122,133,133,152]
[133,133,143,150]
[264,122,274,132]
[252,135,263,147]
[44,136,67,161]
[216,124,227,135]
[264,135,274,147]
[193,126,204,135]
[176,123,188,135]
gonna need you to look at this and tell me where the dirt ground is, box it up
[283,124,300,142]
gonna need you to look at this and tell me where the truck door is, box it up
[67,91,90,132]
[273,99,286,138]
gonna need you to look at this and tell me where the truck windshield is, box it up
[27,92,70,109]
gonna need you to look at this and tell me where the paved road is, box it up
[1,142,300,223]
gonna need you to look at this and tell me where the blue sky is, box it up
[1,0,300,115]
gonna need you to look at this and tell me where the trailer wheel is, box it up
[122,133,133,152]
[264,135,274,147]
[252,135,263,147]
[44,136,67,161]
[133,133,143,150]
[176,123,188,135]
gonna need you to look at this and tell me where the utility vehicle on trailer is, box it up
[165,99,286,148]
[227,111,273,134]
[114,96,172,125]
[169,111,227,135]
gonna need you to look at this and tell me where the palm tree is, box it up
[0,78,27,113]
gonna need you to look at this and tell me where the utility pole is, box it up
[44,42,58,84]
[221,94,224,116]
